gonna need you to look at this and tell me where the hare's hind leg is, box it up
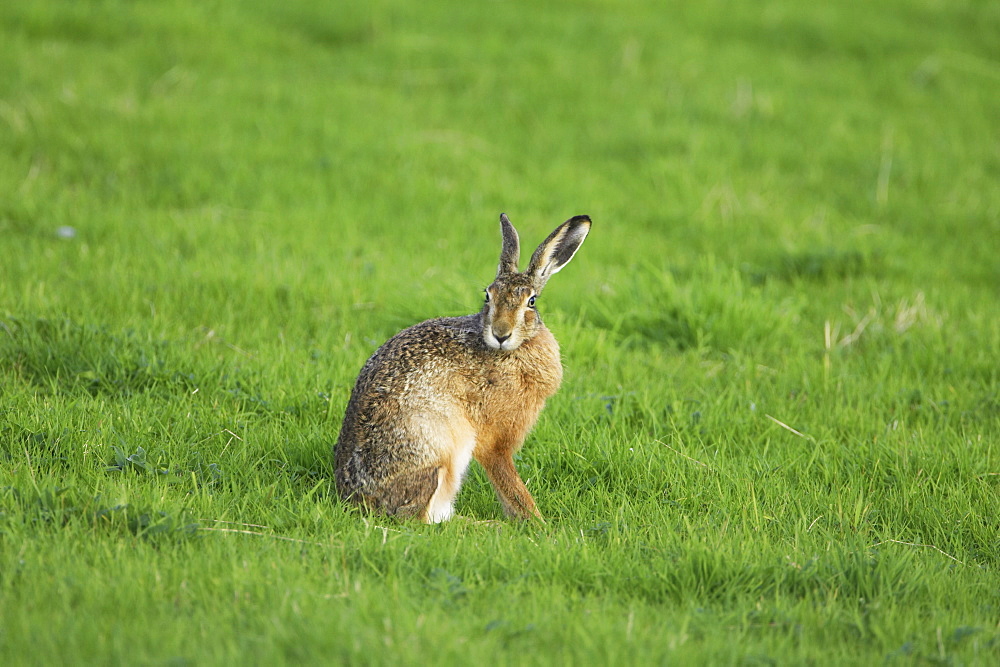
[365,466,442,520]
[424,444,476,523]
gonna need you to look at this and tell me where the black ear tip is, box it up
[499,213,510,223]
[569,214,591,225]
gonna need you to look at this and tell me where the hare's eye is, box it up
[484,291,490,303]
[527,295,536,308]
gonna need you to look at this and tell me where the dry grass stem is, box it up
[765,414,814,442]
[872,539,966,566]
[655,439,713,469]
[200,526,330,547]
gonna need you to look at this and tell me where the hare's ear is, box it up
[496,213,521,278]
[526,215,591,289]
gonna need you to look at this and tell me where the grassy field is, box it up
[2,0,999,663]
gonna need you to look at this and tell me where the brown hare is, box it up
[334,213,591,522]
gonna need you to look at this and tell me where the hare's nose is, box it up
[495,333,511,344]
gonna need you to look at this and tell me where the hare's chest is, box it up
[472,353,561,419]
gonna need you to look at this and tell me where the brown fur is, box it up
[334,213,590,522]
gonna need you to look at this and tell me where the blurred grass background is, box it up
[1,0,999,664]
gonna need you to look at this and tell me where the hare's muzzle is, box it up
[484,322,517,350]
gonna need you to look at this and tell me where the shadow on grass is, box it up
[743,248,883,285]
[0,426,71,469]
[588,307,701,351]
[0,484,199,542]
[0,317,197,398]
[261,2,376,51]
[0,316,334,419]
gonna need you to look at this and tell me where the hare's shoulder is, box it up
[356,315,482,379]
[386,315,484,356]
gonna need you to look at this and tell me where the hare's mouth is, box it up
[484,330,521,352]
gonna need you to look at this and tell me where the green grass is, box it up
[2,0,999,663]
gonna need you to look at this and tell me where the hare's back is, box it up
[353,315,482,391]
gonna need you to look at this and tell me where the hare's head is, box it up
[481,213,590,351]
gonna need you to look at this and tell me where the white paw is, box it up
[425,501,455,524]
